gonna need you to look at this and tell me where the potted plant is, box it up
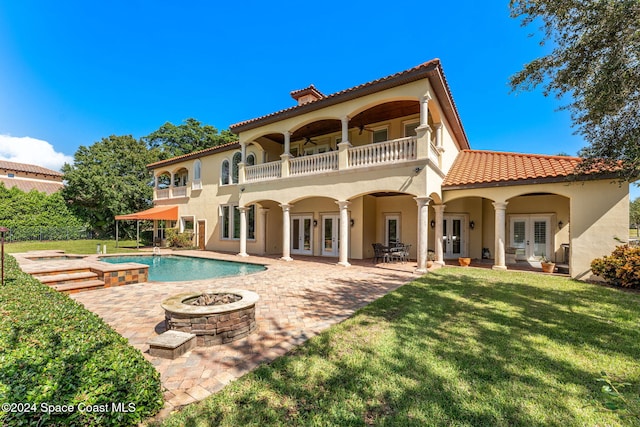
[540,255,556,273]
[458,257,471,267]
[506,247,517,264]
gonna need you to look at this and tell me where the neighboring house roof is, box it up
[147,141,240,170]
[230,59,470,149]
[0,159,63,178]
[0,177,63,195]
[442,150,590,189]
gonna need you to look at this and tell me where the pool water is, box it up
[100,255,265,282]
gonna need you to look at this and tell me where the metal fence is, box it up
[4,226,94,242]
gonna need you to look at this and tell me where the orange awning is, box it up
[115,206,178,221]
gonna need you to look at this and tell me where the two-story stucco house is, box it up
[137,59,629,280]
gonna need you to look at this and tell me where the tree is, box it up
[509,0,640,181]
[143,118,237,160]
[62,135,157,236]
[631,198,640,237]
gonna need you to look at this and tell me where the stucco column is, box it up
[415,196,432,273]
[416,94,432,160]
[433,204,446,266]
[259,208,269,255]
[340,116,350,145]
[280,204,293,261]
[492,201,509,270]
[338,116,352,170]
[336,201,351,267]
[237,206,249,257]
[281,131,291,178]
[419,93,432,127]
[434,123,444,152]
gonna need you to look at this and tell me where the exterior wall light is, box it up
[313,220,318,227]
[430,220,436,228]
[350,219,355,227]
[558,221,563,229]
[469,221,475,230]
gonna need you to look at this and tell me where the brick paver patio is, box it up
[70,251,418,418]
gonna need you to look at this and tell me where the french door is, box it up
[443,215,467,258]
[291,215,313,255]
[509,215,551,260]
[322,215,340,257]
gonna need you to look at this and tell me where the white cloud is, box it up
[0,135,73,172]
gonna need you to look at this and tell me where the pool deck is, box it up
[67,250,420,418]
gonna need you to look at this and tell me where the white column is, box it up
[283,131,291,156]
[237,206,248,257]
[415,196,432,273]
[259,208,269,255]
[434,123,444,152]
[280,204,293,261]
[336,201,351,267]
[419,93,432,127]
[340,116,350,146]
[240,141,247,163]
[492,201,509,270]
[433,204,446,266]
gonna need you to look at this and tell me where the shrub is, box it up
[591,245,640,288]
[0,255,163,426]
[165,228,194,248]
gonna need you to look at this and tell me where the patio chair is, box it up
[372,243,389,264]
[390,244,411,263]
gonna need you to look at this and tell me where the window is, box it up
[193,159,201,181]
[372,127,388,143]
[232,152,242,184]
[7,173,14,178]
[174,169,188,186]
[246,153,256,166]
[304,144,329,155]
[221,204,256,240]
[404,121,419,137]
[221,160,230,185]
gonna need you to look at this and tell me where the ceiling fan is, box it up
[358,124,374,135]
[304,137,317,146]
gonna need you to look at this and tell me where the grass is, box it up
[159,268,640,426]
[4,239,145,254]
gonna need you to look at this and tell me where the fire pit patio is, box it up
[161,289,259,346]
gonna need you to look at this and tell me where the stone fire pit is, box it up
[161,289,259,346]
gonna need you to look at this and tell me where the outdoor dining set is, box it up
[372,242,412,264]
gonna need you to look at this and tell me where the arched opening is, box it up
[231,152,242,184]
[221,159,230,185]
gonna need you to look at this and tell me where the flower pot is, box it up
[541,262,556,273]
[427,260,434,269]
[458,257,471,267]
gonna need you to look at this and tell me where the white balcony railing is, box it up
[348,136,417,168]
[172,186,187,198]
[290,151,339,176]
[245,161,282,183]
[156,188,170,199]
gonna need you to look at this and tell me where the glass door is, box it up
[322,215,340,257]
[443,215,466,258]
[509,216,551,260]
[291,215,312,255]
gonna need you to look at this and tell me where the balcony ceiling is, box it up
[261,100,420,144]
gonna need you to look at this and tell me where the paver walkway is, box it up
[70,251,418,418]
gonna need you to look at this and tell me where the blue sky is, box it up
[0,1,637,199]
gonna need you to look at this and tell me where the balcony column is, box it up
[433,204,446,266]
[259,208,269,255]
[415,93,432,160]
[338,116,351,170]
[239,141,246,184]
[280,203,293,261]
[237,206,249,257]
[415,196,432,273]
[434,123,444,153]
[336,201,351,267]
[169,172,175,198]
[492,201,509,270]
[281,131,291,178]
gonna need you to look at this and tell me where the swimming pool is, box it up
[100,255,265,282]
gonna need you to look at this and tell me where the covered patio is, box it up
[114,205,178,248]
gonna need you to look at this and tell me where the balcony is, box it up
[244,136,419,183]
[154,186,188,200]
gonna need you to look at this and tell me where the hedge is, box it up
[0,255,163,426]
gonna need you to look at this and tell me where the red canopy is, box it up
[115,206,178,221]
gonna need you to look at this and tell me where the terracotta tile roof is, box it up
[0,177,63,194]
[229,59,469,149]
[290,84,325,102]
[147,141,240,170]
[0,160,63,177]
[442,150,585,188]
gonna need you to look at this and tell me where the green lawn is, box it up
[4,239,144,254]
[159,268,640,427]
